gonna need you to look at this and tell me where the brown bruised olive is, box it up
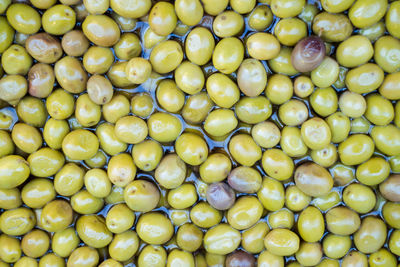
[295,162,333,197]
[206,182,236,210]
[380,174,400,202]
[28,63,55,98]
[87,75,114,105]
[227,166,262,193]
[25,33,62,64]
[291,36,326,73]
[225,250,256,267]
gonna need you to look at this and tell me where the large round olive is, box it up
[237,58,267,97]
[40,200,73,232]
[83,46,114,75]
[227,196,263,230]
[203,224,241,255]
[110,0,151,19]
[379,174,400,202]
[136,212,174,245]
[55,56,88,94]
[0,17,14,54]
[185,27,215,66]
[326,206,361,235]
[0,155,30,189]
[150,40,183,74]
[174,61,205,95]
[298,206,325,242]
[28,63,55,98]
[148,2,177,36]
[175,133,208,165]
[386,1,400,39]
[264,228,300,256]
[6,3,41,34]
[42,4,76,35]
[0,207,36,236]
[67,246,99,267]
[155,153,187,189]
[354,216,387,254]
[107,153,136,187]
[213,11,244,38]
[338,134,374,165]
[229,134,262,166]
[124,180,160,212]
[1,44,32,76]
[62,129,99,160]
[51,227,80,258]
[0,75,28,105]
[212,37,244,74]
[258,176,285,211]
[270,0,305,18]
[312,12,352,42]
[336,35,374,68]
[246,32,280,61]
[25,33,62,64]
[349,0,387,29]
[62,30,89,57]
[76,215,112,248]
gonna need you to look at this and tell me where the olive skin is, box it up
[25,33,62,64]
[0,155,30,190]
[312,12,352,42]
[292,36,325,72]
[380,174,400,202]
[225,251,256,267]
[264,228,300,256]
[185,27,215,66]
[386,1,400,39]
[55,56,88,94]
[203,224,241,255]
[6,3,41,34]
[42,4,76,35]
[28,63,55,98]
[294,162,333,197]
[82,15,120,47]
[213,37,244,74]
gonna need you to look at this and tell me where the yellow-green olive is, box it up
[0,234,21,263]
[386,1,400,39]
[295,242,323,267]
[137,212,174,245]
[201,0,228,15]
[198,153,230,183]
[55,56,88,94]
[229,134,261,166]
[84,169,111,198]
[175,0,203,26]
[270,0,305,18]
[83,46,114,75]
[257,176,285,211]
[252,121,281,149]
[336,35,374,68]
[235,96,272,124]
[147,112,182,143]
[241,222,269,254]
[21,178,55,209]
[17,96,48,127]
[0,17,14,54]
[351,116,371,134]
[274,18,307,47]
[264,228,300,256]
[331,163,355,186]
[204,109,237,137]
[359,21,385,42]
[213,11,244,38]
[354,216,387,254]
[62,129,99,160]
[338,91,366,118]
[323,234,352,259]
[369,248,398,267]
[42,4,76,35]
[343,183,376,214]
[114,116,147,144]
[156,79,185,113]
[356,157,390,186]
[82,14,120,46]
[268,209,294,230]
[297,206,324,242]
[280,126,308,157]
[150,40,183,74]
[247,32,280,61]
[279,100,308,126]
[124,179,160,212]
[345,63,384,94]
[383,202,400,229]
[326,206,360,235]
[54,163,84,196]
[176,223,203,252]
[379,72,400,100]
[268,47,298,76]
[46,89,74,120]
[248,5,273,31]
[83,0,109,14]
[176,132,208,165]
[21,229,49,258]
[349,0,387,29]
[312,12,352,42]
[227,196,263,230]
[389,229,400,256]
[301,117,332,150]
[185,27,215,66]
[311,143,338,167]
[76,215,112,248]
[0,188,21,210]
[237,58,267,97]
[325,112,350,143]
[2,45,32,75]
[27,148,64,178]
[148,2,177,36]
[71,190,104,214]
[0,207,35,236]
[0,75,28,105]
[109,230,139,262]
[67,246,99,267]
[14,257,37,267]
[365,94,395,125]
[113,33,141,61]
[203,224,241,255]
[110,0,151,19]
[342,251,368,267]
[51,227,80,258]
[107,153,136,187]
[213,37,244,74]
[6,3,41,34]
[374,36,400,74]
[168,183,197,209]
[311,57,339,88]
[190,202,222,228]
[143,27,167,49]
[182,92,214,124]
[125,57,152,84]
[155,153,187,189]
[75,94,101,127]
[11,123,41,154]
[371,125,400,157]
[102,94,130,123]
[313,191,341,211]
[167,249,195,267]
[262,149,294,181]
[138,245,167,267]
[321,0,355,13]
[106,204,135,234]
[338,134,374,165]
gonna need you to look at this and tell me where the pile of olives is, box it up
[0,0,399,266]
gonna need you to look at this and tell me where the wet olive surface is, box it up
[0,0,400,266]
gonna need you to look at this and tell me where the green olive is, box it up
[369,248,398,267]
[168,183,197,209]
[0,207,35,236]
[42,4,76,35]
[389,229,400,256]
[75,94,101,127]
[386,1,400,39]
[102,94,130,123]
[113,33,141,61]
[0,17,14,54]
[264,228,300,256]
[0,234,21,263]
[326,112,350,143]
[76,215,112,248]
[241,222,269,254]
[338,91,366,118]
[174,61,205,95]
[203,224,241,255]
[301,117,332,150]
[143,27,167,49]
[155,153,186,189]
[204,109,237,137]
[51,227,79,258]
[359,21,385,42]
[313,191,340,211]
[338,134,374,165]
[107,153,136,187]
[343,183,376,214]
[247,32,280,61]
[321,0,355,13]
[0,75,27,105]
[271,0,305,18]
[54,163,84,196]
[21,178,55,209]
[257,176,285,211]
[252,121,281,149]
[212,37,244,74]
[0,188,21,210]
[213,11,244,38]
[201,0,228,15]
[109,230,139,262]
[312,12,352,42]
[326,206,360,235]
[248,5,273,31]
[350,116,371,134]
[2,45,32,75]
[176,132,208,165]
[185,27,215,66]
[71,190,104,214]
[175,0,203,26]
[14,257,37,267]
[379,72,400,100]
[268,47,298,76]
[295,242,323,266]
[258,250,284,266]
[294,162,333,197]
[356,157,390,186]
[84,169,111,198]
[62,129,99,160]
[311,57,339,88]
[110,0,151,19]
[336,35,374,68]
[235,96,272,124]
[11,123,41,154]
[106,204,135,234]
[125,57,152,84]
[267,75,294,105]
[311,143,338,168]
[349,0,387,29]
[137,212,173,245]
[148,2,177,36]
[46,89,74,120]
[6,3,41,34]
[150,40,183,74]
[83,46,114,75]
[354,216,387,254]
[279,99,308,126]
[297,206,325,243]
[156,79,185,113]
[67,246,99,267]
[342,251,368,267]
[167,249,195,267]
[190,202,222,228]
[229,134,261,166]
[55,56,88,94]
[262,149,294,181]
[345,63,384,94]
[227,196,263,230]
[82,14,120,46]
[147,112,182,143]
[331,163,355,186]
[124,179,160,212]
[21,229,49,258]
[83,0,109,14]
[323,234,352,259]
[274,18,307,46]
[138,245,167,267]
